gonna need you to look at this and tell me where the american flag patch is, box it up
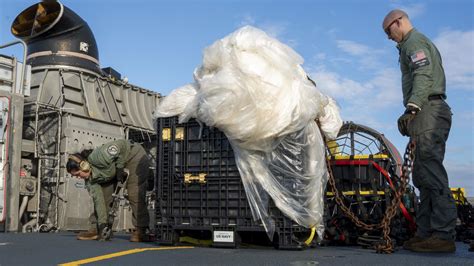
[410,50,426,63]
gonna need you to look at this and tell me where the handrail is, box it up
[0,40,28,94]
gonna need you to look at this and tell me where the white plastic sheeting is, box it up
[155,83,198,123]
[318,98,343,140]
[155,26,342,239]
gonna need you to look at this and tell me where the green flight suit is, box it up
[397,29,456,240]
[85,139,150,229]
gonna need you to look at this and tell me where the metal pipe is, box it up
[22,218,37,232]
[33,69,49,158]
[11,2,101,73]
[18,195,28,222]
[35,159,42,230]
[0,40,28,94]
[54,72,65,230]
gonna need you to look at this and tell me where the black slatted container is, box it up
[323,156,417,247]
[155,117,314,250]
[328,157,391,192]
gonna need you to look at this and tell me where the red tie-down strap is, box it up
[332,159,417,232]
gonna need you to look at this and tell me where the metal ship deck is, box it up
[0,232,473,266]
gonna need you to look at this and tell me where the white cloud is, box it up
[238,14,255,27]
[328,57,352,65]
[309,66,400,128]
[446,143,473,155]
[335,40,385,70]
[460,110,474,122]
[327,28,339,37]
[259,22,288,39]
[434,30,474,90]
[444,161,474,196]
[314,53,326,61]
[369,68,401,107]
[358,56,384,70]
[310,67,368,98]
[389,3,426,19]
[453,110,474,130]
[336,40,371,56]
[285,39,299,49]
[258,21,298,48]
[236,15,296,47]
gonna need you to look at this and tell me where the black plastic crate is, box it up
[155,117,314,250]
[328,156,391,192]
[323,191,416,246]
[323,156,417,246]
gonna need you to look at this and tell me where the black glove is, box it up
[116,168,126,183]
[397,106,419,137]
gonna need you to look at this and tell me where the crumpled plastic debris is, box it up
[155,26,342,239]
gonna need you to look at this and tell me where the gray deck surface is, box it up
[0,232,472,266]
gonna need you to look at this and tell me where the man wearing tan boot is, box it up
[382,9,457,253]
[67,139,152,242]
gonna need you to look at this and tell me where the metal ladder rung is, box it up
[41,167,59,170]
[38,156,59,160]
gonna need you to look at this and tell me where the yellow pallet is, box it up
[451,187,467,204]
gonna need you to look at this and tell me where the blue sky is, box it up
[1,0,473,194]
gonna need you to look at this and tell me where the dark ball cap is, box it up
[382,9,408,31]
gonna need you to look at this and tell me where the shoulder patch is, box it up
[409,50,430,69]
[107,144,119,156]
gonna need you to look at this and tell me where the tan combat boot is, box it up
[130,227,153,242]
[77,228,99,240]
[410,236,456,253]
[403,235,426,250]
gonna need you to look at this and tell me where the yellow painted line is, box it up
[59,246,194,266]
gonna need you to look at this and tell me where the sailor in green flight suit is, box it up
[382,9,457,253]
[66,139,151,242]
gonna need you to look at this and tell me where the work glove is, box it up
[115,168,126,183]
[397,106,419,137]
